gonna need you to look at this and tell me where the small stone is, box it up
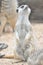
[0,43,8,51]
[0,53,5,58]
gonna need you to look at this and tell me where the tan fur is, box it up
[0,0,18,35]
[0,14,7,35]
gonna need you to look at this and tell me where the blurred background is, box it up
[18,0,43,22]
[0,0,43,22]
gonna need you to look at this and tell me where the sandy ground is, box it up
[0,59,28,65]
[0,23,43,65]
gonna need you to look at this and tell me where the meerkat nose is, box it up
[16,9,18,13]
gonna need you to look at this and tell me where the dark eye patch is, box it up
[21,5,24,8]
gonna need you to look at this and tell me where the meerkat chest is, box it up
[16,19,29,40]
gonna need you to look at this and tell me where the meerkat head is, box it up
[16,5,31,16]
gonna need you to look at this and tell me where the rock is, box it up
[0,53,5,58]
[0,43,8,51]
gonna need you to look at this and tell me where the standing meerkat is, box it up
[0,0,18,35]
[15,5,38,60]
[15,5,43,65]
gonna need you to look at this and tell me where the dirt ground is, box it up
[0,23,43,65]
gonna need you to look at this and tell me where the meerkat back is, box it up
[0,0,18,35]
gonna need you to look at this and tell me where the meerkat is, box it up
[0,0,18,35]
[15,5,39,61]
[15,5,43,64]
[27,49,43,65]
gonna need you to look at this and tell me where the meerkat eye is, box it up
[21,5,24,8]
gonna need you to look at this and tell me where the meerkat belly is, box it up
[17,23,29,41]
